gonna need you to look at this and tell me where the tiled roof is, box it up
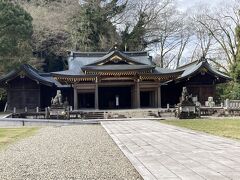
[68,50,153,69]
[0,64,54,87]
[178,59,231,80]
[0,64,69,87]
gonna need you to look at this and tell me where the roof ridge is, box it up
[85,50,146,66]
[69,50,148,57]
[177,60,198,70]
[21,64,39,74]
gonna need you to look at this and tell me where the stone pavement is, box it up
[102,120,240,180]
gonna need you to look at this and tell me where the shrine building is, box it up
[0,46,231,111]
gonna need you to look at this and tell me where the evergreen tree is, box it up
[0,1,34,73]
[70,0,126,51]
[231,26,240,82]
[228,26,240,99]
[217,25,240,100]
[0,1,36,109]
[120,13,147,51]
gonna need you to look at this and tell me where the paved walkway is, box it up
[102,120,240,180]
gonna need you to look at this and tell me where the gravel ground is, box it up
[0,125,142,180]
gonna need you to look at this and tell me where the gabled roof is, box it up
[177,59,231,81]
[85,50,146,66]
[0,64,56,87]
[67,50,153,69]
[53,49,154,76]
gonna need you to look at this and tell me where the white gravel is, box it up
[0,125,142,180]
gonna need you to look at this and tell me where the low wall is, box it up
[0,108,175,127]
[0,118,99,127]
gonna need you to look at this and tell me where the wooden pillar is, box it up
[38,87,41,109]
[131,86,135,109]
[95,79,99,110]
[74,87,78,110]
[135,79,140,108]
[153,88,159,108]
[157,86,161,108]
[199,86,203,104]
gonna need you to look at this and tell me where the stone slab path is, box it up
[102,120,240,180]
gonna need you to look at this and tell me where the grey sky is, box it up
[177,0,222,11]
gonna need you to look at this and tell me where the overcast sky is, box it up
[177,0,223,11]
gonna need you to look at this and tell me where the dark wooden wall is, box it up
[40,85,56,109]
[7,76,41,111]
[187,85,215,104]
[161,73,217,107]
[7,76,73,111]
[161,83,182,108]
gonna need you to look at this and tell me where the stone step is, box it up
[83,112,105,119]
[148,111,158,118]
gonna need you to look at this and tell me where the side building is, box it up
[0,64,71,111]
[161,58,231,107]
[0,47,231,111]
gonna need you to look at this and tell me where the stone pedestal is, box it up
[177,103,197,119]
[176,87,198,119]
[49,105,70,120]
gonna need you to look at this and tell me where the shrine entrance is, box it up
[99,86,131,109]
[140,91,155,108]
[78,93,95,109]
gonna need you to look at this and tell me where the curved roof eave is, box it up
[0,64,55,87]
[177,61,231,81]
[52,73,96,78]
[23,65,56,86]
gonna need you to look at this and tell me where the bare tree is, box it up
[123,0,174,29]
[148,9,191,68]
[188,7,216,62]
[189,1,240,73]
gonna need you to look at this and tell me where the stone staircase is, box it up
[80,109,172,119]
[82,110,159,119]
[147,111,159,118]
[83,111,105,119]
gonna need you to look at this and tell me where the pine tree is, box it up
[219,25,240,100]
[231,26,240,82]
[120,12,147,51]
[70,0,126,51]
[0,1,34,73]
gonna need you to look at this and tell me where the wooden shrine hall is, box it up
[0,45,231,111]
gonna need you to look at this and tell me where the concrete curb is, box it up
[0,117,166,126]
[0,118,99,126]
